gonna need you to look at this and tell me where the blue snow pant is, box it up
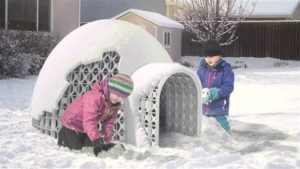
[214,115,230,132]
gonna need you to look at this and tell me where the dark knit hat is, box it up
[108,74,134,98]
[202,39,222,56]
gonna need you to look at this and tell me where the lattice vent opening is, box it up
[32,51,126,142]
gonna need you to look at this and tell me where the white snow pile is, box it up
[0,57,299,169]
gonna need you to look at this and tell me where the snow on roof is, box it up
[113,9,184,29]
[30,19,172,119]
[249,0,300,18]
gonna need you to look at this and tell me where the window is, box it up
[39,0,50,31]
[163,31,171,47]
[2,0,51,31]
[0,0,5,29]
[8,0,36,30]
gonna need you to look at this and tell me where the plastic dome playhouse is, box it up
[30,19,202,147]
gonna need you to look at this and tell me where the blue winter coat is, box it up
[197,58,234,116]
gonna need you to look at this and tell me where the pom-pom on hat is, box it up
[202,39,223,56]
[108,74,134,98]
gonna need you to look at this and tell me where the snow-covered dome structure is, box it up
[31,19,202,147]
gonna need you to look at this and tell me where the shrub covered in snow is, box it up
[0,30,59,79]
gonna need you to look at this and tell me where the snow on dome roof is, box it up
[130,63,199,100]
[30,19,172,119]
[113,9,184,29]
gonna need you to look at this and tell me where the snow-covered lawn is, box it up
[0,57,299,169]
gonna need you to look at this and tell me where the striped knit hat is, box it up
[108,74,134,98]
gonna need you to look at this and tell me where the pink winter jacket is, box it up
[60,79,120,142]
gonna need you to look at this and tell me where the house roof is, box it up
[248,0,300,18]
[113,9,184,29]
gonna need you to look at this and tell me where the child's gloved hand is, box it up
[92,138,105,156]
[202,87,220,104]
[101,143,116,151]
[209,87,219,101]
[202,88,210,104]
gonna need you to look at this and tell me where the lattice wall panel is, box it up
[32,51,126,142]
[138,86,159,144]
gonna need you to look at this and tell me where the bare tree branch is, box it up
[174,0,257,45]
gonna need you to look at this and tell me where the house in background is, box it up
[0,0,183,61]
[114,9,184,61]
[0,0,169,38]
[165,0,177,20]
[0,0,80,38]
[1,0,184,60]
[80,0,167,24]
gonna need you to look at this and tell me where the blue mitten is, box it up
[209,87,219,101]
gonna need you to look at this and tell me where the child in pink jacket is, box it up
[58,74,134,156]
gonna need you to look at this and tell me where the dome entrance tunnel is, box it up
[137,72,201,147]
[160,74,199,142]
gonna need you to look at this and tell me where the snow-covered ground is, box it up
[0,57,299,169]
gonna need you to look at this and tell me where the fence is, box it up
[181,20,300,60]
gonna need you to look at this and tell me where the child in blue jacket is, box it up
[197,40,234,132]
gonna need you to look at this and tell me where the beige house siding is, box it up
[52,0,80,38]
[172,29,182,61]
[165,0,176,20]
[117,13,157,37]
[157,27,182,61]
